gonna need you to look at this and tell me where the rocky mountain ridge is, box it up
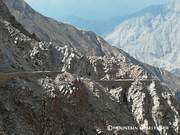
[0,14,179,134]
[3,0,126,58]
[3,0,180,97]
[59,4,165,38]
[2,0,180,106]
[0,0,180,134]
[105,0,180,75]
[57,0,180,76]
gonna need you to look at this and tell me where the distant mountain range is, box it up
[59,15,127,37]
[105,0,180,75]
[58,5,165,38]
[60,0,180,75]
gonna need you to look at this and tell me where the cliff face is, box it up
[0,0,180,134]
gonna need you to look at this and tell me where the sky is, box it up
[24,0,170,20]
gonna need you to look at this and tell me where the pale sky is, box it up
[24,0,169,20]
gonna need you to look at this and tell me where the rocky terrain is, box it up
[105,0,180,75]
[0,0,180,134]
[3,0,180,102]
[57,0,180,76]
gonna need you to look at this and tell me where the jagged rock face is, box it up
[0,72,144,135]
[127,81,180,135]
[50,45,150,81]
[0,18,144,134]
[3,0,180,102]
[0,18,179,135]
[105,0,180,75]
[1,70,179,134]
[0,0,180,134]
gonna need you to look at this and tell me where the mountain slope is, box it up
[105,0,180,75]
[3,0,180,103]
[0,0,180,134]
[2,0,126,58]
[0,1,142,134]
